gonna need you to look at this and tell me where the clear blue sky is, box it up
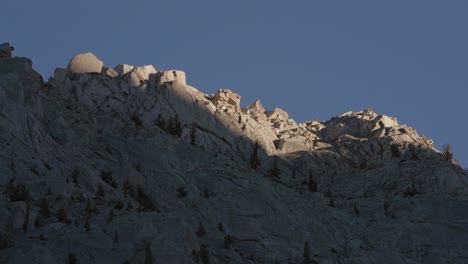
[3,1,467,167]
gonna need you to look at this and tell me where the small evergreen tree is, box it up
[145,241,153,264]
[131,114,143,128]
[308,171,318,192]
[268,159,280,178]
[172,115,182,136]
[34,217,41,229]
[106,209,114,223]
[197,223,206,237]
[155,113,165,128]
[71,168,80,185]
[115,200,125,210]
[85,199,93,217]
[39,197,51,218]
[122,179,133,197]
[199,244,209,264]
[114,231,119,243]
[224,235,233,249]
[68,254,77,264]
[384,201,390,215]
[190,128,197,146]
[95,183,105,199]
[84,220,91,233]
[391,144,400,158]
[353,204,359,216]
[136,185,158,212]
[100,170,117,188]
[250,141,261,169]
[8,183,29,202]
[176,187,187,198]
[404,179,417,196]
[303,242,311,264]
[23,202,30,231]
[57,208,68,223]
[442,144,453,161]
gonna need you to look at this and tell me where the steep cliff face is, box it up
[0,53,467,264]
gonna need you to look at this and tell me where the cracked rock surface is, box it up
[0,53,467,264]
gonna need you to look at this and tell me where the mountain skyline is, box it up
[3,1,467,167]
[0,48,466,263]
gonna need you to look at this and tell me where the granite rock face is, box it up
[101,66,118,78]
[158,70,186,85]
[211,89,241,107]
[0,53,467,264]
[114,64,135,75]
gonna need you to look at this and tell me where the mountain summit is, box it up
[0,51,467,264]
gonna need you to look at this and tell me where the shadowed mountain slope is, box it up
[0,52,467,264]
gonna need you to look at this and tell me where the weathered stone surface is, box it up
[246,99,265,113]
[133,65,157,81]
[67,52,103,73]
[0,208,12,231]
[0,57,33,75]
[370,115,398,131]
[266,107,289,120]
[8,201,26,230]
[1,53,467,264]
[53,68,68,83]
[211,89,241,107]
[128,72,141,87]
[0,57,42,106]
[114,64,134,75]
[101,66,118,78]
[275,139,309,153]
[158,70,186,85]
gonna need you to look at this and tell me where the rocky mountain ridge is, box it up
[0,50,467,264]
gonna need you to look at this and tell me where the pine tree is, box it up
[39,197,51,218]
[303,242,311,264]
[250,141,261,169]
[308,171,318,192]
[269,159,280,178]
[145,241,153,264]
[442,144,453,161]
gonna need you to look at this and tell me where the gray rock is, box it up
[8,201,26,230]
[53,68,68,83]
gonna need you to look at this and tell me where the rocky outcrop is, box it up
[114,64,134,75]
[0,43,14,58]
[158,70,186,85]
[0,52,467,264]
[101,66,118,78]
[67,52,104,73]
[267,107,288,121]
[133,65,157,80]
[211,89,241,107]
